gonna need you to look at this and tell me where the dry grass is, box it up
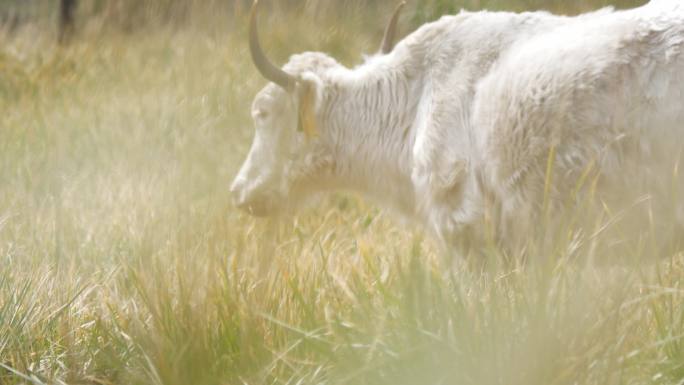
[1,1,683,384]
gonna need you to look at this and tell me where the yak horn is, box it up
[380,1,406,54]
[249,0,296,91]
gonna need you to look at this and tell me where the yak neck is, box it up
[316,57,424,218]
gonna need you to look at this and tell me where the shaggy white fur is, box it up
[231,0,684,253]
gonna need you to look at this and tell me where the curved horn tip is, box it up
[380,1,407,54]
[248,0,295,91]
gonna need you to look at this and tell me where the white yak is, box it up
[230,0,684,254]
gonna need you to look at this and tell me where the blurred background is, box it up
[1,0,649,39]
[5,1,683,385]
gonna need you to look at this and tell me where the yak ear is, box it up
[296,73,321,138]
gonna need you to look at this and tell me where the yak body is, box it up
[231,0,684,252]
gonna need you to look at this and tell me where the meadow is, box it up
[1,1,684,384]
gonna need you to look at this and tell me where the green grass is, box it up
[1,2,683,384]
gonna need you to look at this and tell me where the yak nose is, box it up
[229,178,272,216]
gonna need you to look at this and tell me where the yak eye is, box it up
[255,110,269,120]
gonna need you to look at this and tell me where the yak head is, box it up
[230,0,405,216]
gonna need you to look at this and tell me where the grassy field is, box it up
[2,1,684,384]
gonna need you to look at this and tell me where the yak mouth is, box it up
[245,206,271,217]
[234,193,284,217]
[236,200,274,217]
